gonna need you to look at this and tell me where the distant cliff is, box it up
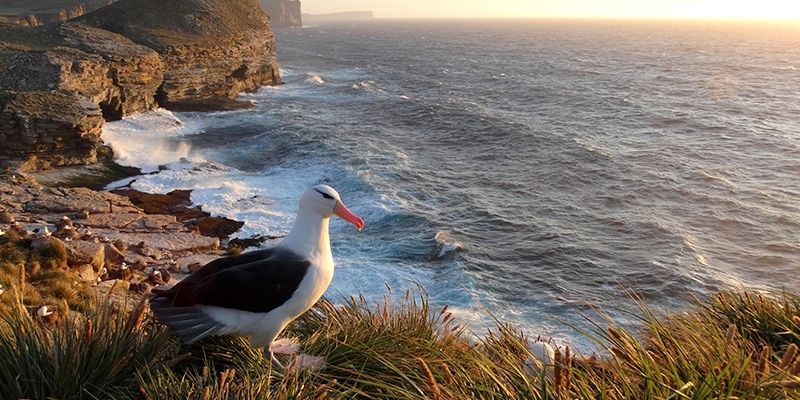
[259,0,302,27]
[0,0,117,27]
[0,0,281,171]
[303,11,373,23]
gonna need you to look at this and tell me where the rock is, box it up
[0,1,120,27]
[139,214,178,230]
[260,0,302,27]
[195,216,244,238]
[111,189,207,220]
[77,264,99,282]
[129,281,150,293]
[82,0,282,110]
[25,186,140,214]
[92,229,219,255]
[0,22,164,120]
[0,90,104,171]
[65,239,104,270]
[107,265,133,281]
[103,242,125,265]
[0,209,14,223]
[228,234,277,250]
[81,212,142,229]
[138,245,163,261]
[176,253,219,273]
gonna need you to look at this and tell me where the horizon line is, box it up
[305,14,800,24]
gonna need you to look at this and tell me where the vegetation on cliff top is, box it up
[1,230,799,399]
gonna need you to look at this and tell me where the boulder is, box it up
[112,189,207,220]
[65,239,104,270]
[195,216,244,238]
[103,242,125,265]
[176,253,219,273]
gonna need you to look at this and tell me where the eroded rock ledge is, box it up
[1,0,281,171]
[0,175,249,296]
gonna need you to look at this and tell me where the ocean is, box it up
[102,20,800,347]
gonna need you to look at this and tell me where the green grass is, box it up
[0,294,173,400]
[0,236,797,399]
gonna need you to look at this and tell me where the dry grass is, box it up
[0,233,797,399]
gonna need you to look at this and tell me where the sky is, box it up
[301,0,800,21]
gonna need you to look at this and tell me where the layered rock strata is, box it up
[0,90,104,170]
[1,0,282,170]
[82,0,282,111]
[0,0,118,27]
[0,23,164,120]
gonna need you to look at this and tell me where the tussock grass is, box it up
[0,229,93,314]
[0,292,173,399]
[0,245,797,400]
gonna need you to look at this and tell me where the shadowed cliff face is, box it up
[0,0,282,171]
[260,0,302,28]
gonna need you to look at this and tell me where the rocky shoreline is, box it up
[1,0,281,172]
[0,169,253,301]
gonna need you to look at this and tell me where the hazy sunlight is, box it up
[302,0,800,21]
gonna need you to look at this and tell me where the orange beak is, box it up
[333,201,365,230]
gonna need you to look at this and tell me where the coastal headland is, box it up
[0,2,798,399]
[1,0,281,172]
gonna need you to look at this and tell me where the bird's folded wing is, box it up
[159,256,312,314]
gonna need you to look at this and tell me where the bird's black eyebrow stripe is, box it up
[314,188,334,199]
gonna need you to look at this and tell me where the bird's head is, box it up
[299,184,365,230]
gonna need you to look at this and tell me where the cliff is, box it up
[0,0,282,170]
[82,0,282,111]
[0,90,104,170]
[0,22,164,120]
[0,0,117,27]
[260,0,302,28]
[303,11,374,23]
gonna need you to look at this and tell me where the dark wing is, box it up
[151,248,275,296]
[156,254,311,314]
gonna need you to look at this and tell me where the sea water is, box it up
[103,20,800,348]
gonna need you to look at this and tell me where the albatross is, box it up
[149,184,364,368]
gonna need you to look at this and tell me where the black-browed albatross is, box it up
[149,184,364,368]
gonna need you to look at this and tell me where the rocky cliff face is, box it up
[1,23,164,120]
[82,0,282,110]
[0,90,104,170]
[0,0,282,170]
[260,0,302,27]
[0,1,117,27]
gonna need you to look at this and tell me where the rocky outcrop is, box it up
[0,90,104,170]
[1,22,165,120]
[0,177,229,283]
[82,0,282,111]
[0,0,118,27]
[1,0,281,170]
[260,0,302,27]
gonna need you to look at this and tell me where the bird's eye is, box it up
[315,189,334,199]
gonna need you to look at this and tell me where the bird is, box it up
[149,185,364,369]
